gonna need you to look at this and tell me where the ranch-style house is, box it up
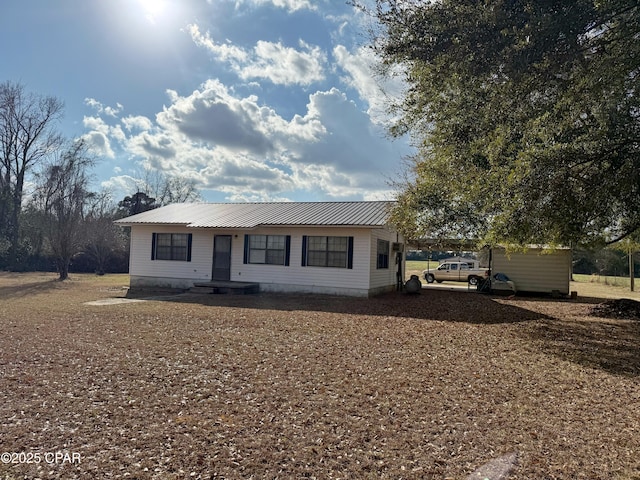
[115,201,405,297]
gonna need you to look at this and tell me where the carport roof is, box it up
[114,201,395,229]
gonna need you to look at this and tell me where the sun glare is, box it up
[137,0,168,24]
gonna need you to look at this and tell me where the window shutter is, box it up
[285,235,291,266]
[301,235,307,266]
[243,235,249,264]
[151,233,157,260]
[347,236,354,269]
[186,234,193,262]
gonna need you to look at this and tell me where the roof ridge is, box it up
[191,200,393,205]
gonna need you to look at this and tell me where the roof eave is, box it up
[113,220,191,227]
[185,223,389,229]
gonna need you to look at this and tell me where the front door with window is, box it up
[212,235,232,281]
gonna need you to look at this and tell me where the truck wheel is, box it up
[468,276,479,285]
[425,273,435,283]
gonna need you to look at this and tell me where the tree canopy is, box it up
[0,81,64,264]
[368,0,639,247]
[34,140,95,280]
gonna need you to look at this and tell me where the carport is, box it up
[406,238,488,292]
[407,239,572,295]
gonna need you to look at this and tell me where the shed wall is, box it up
[491,248,571,294]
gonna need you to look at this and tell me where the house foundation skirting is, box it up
[258,282,395,297]
[130,275,199,291]
[130,275,395,298]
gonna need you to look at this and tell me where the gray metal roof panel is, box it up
[114,201,394,228]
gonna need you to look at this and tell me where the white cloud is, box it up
[84,98,123,118]
[200,153,296,197]
[122,115,153,132]
[232,0,315,12]
[188,25,326,86]
[157,80,323,154]
[92,79,409,201]
[126,131,178,161]
[281,88,405,198]
[239,40,325,85]
[333,45,406,124]
[100,175,139,199]
[81,116,122,158]
[186,24,248,63]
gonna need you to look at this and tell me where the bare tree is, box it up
[35,140,94,280]
[117,169,202,217]
[84,191,128,274]
[154,174,202,205]
[135,168,202,206]
[0,81,64,266]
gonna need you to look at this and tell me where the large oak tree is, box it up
[367,0,639,247]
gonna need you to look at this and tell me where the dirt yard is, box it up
[0,272,639,479]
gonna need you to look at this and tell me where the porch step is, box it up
[190,281,259,295]
[189,286,219,294]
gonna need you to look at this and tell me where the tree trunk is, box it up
[56,257,69,281]
[8,171,26,270]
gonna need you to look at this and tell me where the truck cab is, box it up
[423,261,489,285]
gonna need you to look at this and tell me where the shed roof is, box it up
[114,201,395,228]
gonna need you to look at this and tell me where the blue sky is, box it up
[1,0,412,203]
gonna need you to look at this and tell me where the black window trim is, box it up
[377,239,390,269]
[151,232,192,262]
[301,235,354,269]
[243,234,291,266]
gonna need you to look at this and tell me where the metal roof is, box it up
[114,201,395,228]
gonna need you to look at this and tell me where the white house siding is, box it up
[129,225,216,289]
[129,225,399,296]
[491,248,571,295]
[233,227,375,297]
[368,227,404,295]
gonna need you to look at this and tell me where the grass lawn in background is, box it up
[573,273,637,290]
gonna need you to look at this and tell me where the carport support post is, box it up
[630,248,635,292]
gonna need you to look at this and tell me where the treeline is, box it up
[407,249,638,277]
[0,82,200,279]
[573,248,640,277]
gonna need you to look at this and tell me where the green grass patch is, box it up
[573,273,635,289]
[405,260,440,271]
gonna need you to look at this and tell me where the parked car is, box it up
[423,261,489,285]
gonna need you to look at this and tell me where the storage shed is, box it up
[490,246,572,295]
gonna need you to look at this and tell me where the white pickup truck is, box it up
[423,261,489,285]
